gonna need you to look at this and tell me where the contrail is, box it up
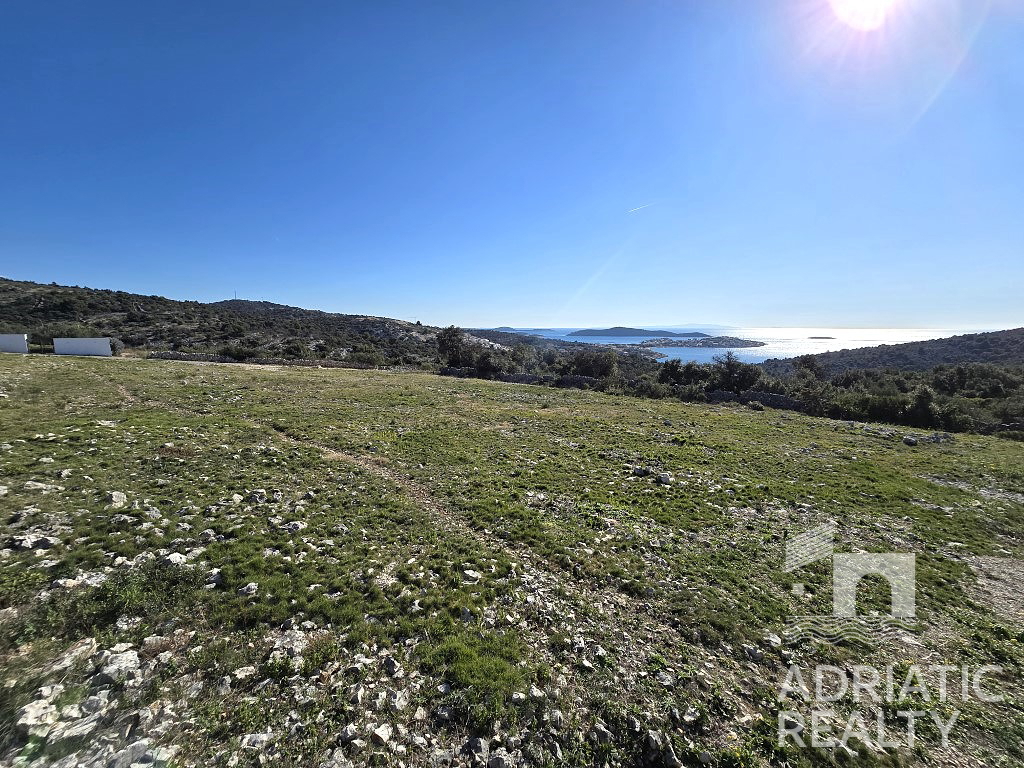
[627,203,653,213]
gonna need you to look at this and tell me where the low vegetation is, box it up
[0,354,1021,767]
[4,277,1022,435]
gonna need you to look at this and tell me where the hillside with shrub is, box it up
[3,277,1022,436]
[760,328,1024,376]
[0,277,476,366]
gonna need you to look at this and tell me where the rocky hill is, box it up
[0,277,507,366]
[761,328,1024,376]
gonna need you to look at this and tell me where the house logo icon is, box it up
[784,523,916,644]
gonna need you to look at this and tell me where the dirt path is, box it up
[104,367,697,696]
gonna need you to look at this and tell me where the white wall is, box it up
[0,334,29,353]
[53,337,112,357]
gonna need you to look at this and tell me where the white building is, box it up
[53,337,112,357]
[0,333,29,353]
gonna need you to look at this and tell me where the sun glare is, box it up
[828,0,898,30]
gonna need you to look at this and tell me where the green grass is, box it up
[1,355,1022,767]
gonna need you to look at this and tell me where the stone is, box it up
[107,739,151,768]
[241,732,273,749]
[387,689,409,712]
[643,729,666,765]
[664,742,684,768]
[47,637,99,675]
[465,736,489,760]
[11,533,60,550]
[657,473,674,485]
[95,649,141,685]
[382,656,403,677]
[25,481,63,493]
[46,713,102,745]
[80,691,111,715]
[164,552,188,566]
[371,723,393,745]
[590,722,613,744]
[238,582,259,596]
[903,435,918,446]
[16,699,58,738]
[107,491,128,508]
[151,746,179,767]
[742,643,763,661]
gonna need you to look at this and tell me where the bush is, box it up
[219,344,256,361]
[566,347,618,378]
[710,352,761,393]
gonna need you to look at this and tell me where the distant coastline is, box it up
[632,336,765,349]
[568,326,708,338]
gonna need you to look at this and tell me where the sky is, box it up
[1,0,1023,329]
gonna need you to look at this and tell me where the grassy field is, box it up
[1,355,1021,768]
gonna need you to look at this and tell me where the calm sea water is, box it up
[507,327,974,364]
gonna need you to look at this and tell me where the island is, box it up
[569,327,709,338]
[633,336,765,348]
[808,336,836,339]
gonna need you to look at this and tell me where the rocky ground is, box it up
[0,356,1021,767]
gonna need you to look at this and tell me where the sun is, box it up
[828,0,898,30]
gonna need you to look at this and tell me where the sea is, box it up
[503,327,975,364]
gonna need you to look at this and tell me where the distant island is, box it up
[808,335,835,339]
[634,336,765,349]
[569,327,709,338]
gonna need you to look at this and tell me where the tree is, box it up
[711,351,761,393]
[436,326,467,367]
[474,350,507,378]
[904,385,939,428]
[567,347,618,379]
[659,359,684,385]
[794,354,826,380]
[511,343,537,372]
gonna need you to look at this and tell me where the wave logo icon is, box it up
[783,523,917,646]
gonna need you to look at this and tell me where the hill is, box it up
[568,327,709,338]
[0,277,506,366]
[0,355,1021,767]
[761,328,1024,376]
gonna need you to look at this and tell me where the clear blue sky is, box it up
[2,0,1022,328]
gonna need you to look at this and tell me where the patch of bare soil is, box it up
[968,556,1024,626]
